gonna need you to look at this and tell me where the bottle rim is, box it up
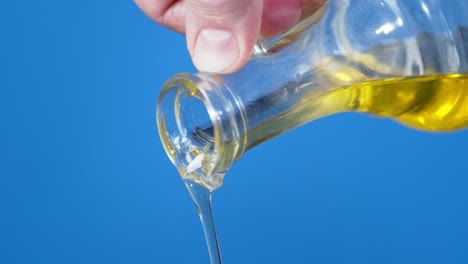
[156,73,246,190]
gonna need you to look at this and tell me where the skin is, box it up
[135,0,325,73]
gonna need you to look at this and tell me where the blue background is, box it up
[1,1,467,263]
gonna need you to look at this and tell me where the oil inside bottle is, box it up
[334,73,468,131]
[247,73,468,148]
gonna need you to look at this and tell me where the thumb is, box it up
[185,0,263,73]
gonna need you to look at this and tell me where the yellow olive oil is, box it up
[333,73,468,131]
[246,74,467,148]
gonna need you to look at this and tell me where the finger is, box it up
[185,0,263,73]
[134,0,186,34]
[261,0,302,39]
[261,0,326,38]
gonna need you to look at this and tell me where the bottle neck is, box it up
[220,55,355,151]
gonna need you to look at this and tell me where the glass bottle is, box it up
[157,0,468,190]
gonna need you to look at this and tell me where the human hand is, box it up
[135,0,325,73]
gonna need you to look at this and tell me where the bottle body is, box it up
[157,0,468,190]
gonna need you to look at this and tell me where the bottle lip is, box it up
[156,72,246,190]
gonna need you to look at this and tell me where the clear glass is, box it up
[157,0,468,190]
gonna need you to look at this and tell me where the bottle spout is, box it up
[156,73,247,191]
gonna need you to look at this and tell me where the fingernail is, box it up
[193,28,240,73]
